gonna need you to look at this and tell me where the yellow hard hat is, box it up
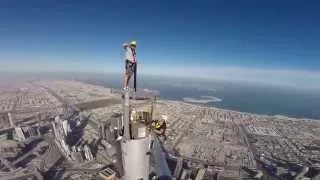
[130,40,137,46]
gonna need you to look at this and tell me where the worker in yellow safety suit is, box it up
[151,115,168,141]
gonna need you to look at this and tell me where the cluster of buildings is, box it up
[152,100,320,179]
[152,101,256,179]
[37,81,117,104]
[0,80,319,180]
[0,82,124,180]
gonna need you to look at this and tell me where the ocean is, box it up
[154,84,320,120]
[1,72,318,120]
[79,75,320,120]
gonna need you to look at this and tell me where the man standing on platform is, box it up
[122,40,137,90]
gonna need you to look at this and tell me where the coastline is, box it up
[161,99,320,122]
[86,83,320,122]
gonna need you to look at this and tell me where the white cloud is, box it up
[0,59,120,73]
[0,59,319,90]
[139,64,320,90]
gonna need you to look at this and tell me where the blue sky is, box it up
[0,0,320,88]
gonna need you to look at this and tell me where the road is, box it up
[239,124,279,180]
